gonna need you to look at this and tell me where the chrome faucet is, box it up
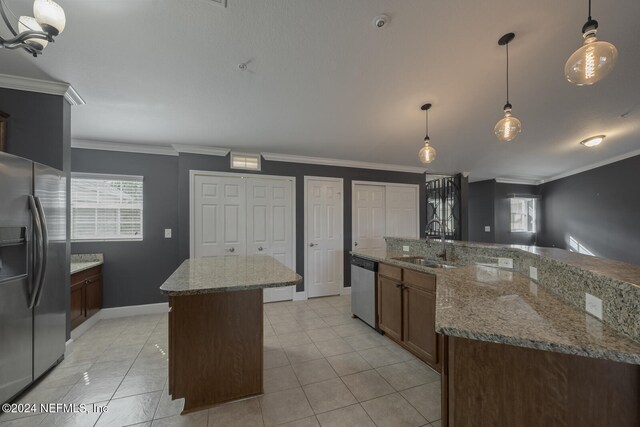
[425,219,448,260]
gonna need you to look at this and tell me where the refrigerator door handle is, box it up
[34,196,49,307]
[28,195,44,309]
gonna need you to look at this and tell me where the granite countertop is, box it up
[352,249,640,365]
[160,255,303,296]
[70,253,104,275]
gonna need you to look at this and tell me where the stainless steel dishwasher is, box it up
[351,255,378,330]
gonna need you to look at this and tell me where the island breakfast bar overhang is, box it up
[160,255,302,413]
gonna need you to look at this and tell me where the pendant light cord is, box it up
[588,0,592,20]
[425,108,429,139]
[506,41,510,105]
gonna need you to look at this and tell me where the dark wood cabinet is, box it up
[377,262,439,370]
[378,275,403,342]
[403,283,437,365]
[70,265,103,330]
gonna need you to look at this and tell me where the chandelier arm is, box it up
[2,30,51,46]
[0,0,17,37]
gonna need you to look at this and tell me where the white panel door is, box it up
[352,184,386,256]
[247,178,295,303]
[306,178,343,298]
[193,175,246,257]
[385,185,419,238]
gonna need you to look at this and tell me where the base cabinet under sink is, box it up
[377,262,440,370]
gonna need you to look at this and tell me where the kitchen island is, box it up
[353,237,640,427]
[160,255,302,413]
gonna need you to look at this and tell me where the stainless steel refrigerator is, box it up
[0,151,67,404]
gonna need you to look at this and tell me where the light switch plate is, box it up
[529,266,538,281]
[585,293,603,320]
[498,257,513,269]
[164,228,172,238]
[403,245,410,252]
[484,226,491,232]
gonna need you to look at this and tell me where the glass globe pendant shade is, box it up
[494,109,522,142]
[565,34,617,85]
[33,0,66,36]
[18,16,48,48]
[418,140,436,164]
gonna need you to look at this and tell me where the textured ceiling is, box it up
[1,0,639,181]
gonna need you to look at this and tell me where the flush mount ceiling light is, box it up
[580,135,606,147]
[565,0,617,86]
[495,33,522,143]
[0,0,66,57]
[418,103,436,164]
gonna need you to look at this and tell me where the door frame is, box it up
[189,170,296,277]
[303,176,345,299]
[351,180,420,250]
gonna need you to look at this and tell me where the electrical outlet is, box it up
[164,228,172,238]
[484,226,491,232]
[529,266,538,281]
[403,245,410,252]
[498,257,513,269]
[585,293,603,320]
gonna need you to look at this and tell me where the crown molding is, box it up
[261,152,426,174]
[171,144,230,156]
[495,177,543,186]
[72,139,178,156]
[542,148,640,184]
[0,73,85,106]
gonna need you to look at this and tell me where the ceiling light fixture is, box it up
[0,0,66,57]
[565,0,617,86]
[418,103,436,164]
[580,135,605,147]
[495,33,522,143]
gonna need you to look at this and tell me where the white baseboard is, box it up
[293,291,307,301]
[65,339,74,356]
[340,286,351,295]
[70,310,102,341]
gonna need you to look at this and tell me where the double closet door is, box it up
[353,183,419,257]
[193,174,295,302]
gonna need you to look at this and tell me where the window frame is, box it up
[70,172,144,243]
[509,197,537,234]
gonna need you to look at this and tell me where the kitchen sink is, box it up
[391,256,456,269]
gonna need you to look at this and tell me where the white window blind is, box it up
[510,198,536,233]
[71,173,144,241]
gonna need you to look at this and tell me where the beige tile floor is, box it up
[0,295,441,427]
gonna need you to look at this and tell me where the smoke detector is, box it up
[373,15,389,29]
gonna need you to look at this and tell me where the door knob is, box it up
[227,247,235,253]
[309,243,316,247]
[258,246,264,251]
[354,242,358,247]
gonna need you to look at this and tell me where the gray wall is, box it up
[537,155,640,265]
[468,180,538,245]
[0,87,72,338]
[0,88,67,171]
[70,150,425,306]
[468,180,495,243]
[177,153,427,292]
[71,149,180,308]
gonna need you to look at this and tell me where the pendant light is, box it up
[564,0,617,86]
[418,103,436,164]
[495,33,522,142]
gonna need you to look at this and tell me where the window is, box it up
[510,197,536,233]
[230,152,261,171]
[71,173,143,241]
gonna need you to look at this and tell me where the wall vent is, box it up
[230,152,261,171]
[208,0,227,8]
